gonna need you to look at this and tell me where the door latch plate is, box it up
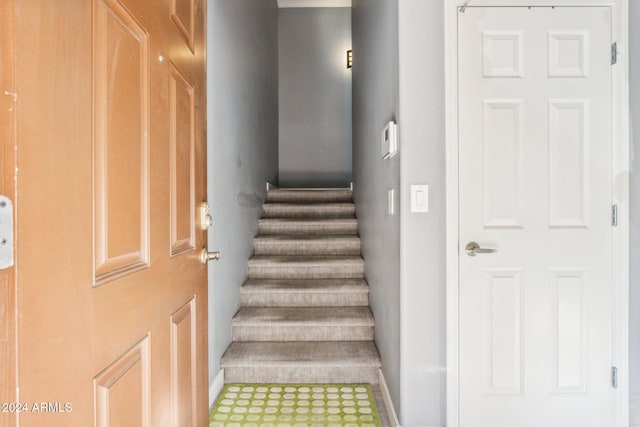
[0,195,14,269]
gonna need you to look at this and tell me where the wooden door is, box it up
[0,0,18,426]
[9,0,208,425]
[458,6,613,426]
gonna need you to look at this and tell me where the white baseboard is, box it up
[378,369,401,427]
[208,368,225,411]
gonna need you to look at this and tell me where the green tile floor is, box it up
[209,384,383,427]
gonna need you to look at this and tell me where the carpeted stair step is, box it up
[221,341,381,384]
[258,218,358,235]
[240,278,369,307]
[231,307,374,341]
[262,203,355,218]
[253,235,361,256]
[266,189,353,203]
[248,255,364,279]
[220,187,382,386]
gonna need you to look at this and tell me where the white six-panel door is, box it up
[458,6,613,426]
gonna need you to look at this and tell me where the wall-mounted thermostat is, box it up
[381,121,398,159]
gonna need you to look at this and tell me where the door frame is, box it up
[0,0,17,423]
[444,1,630,426]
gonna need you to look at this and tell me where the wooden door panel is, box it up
[170,62,196,256]
[95,336,151,427]
[171,298,197,427]
[171,0,195,51]
[13,0,208,425]
[93,0,151,285]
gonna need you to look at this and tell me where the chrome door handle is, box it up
[200,247,220,264]
[465,242,497,257]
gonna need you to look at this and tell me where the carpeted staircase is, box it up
[221,188,382,384]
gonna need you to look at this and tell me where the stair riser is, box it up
[262,206,355,219]
[223,367,379,385]
[241,292,369,307]
[232,325,374,342]
[258,223,358,235]
[267,192,353,203]
[248,265,364,280]
[253,241,361,256]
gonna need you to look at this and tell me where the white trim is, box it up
[378,369,400,427]
[266,181,279,191]
[277,0,351,8]
[444,3,460,427]
[444,2,630,427]
[610,3,630,427]
[377,367,446,427]
[208,368,225,411]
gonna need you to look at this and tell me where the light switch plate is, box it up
[411,185,429,213]
[388,189,395,215]
[381,121,398,159]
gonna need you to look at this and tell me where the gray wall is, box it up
[630,2,640,424]
[352,1,446,425]
[397,1,446,426]
[351,0,401,418]
[279,8,352,188]
[207,0,279,389]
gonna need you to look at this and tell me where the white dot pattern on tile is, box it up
[210,384,381,427]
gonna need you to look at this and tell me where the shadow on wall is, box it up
[237,191,263,208]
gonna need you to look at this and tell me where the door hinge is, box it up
[612,366,618,389]
[0,195,13,269]
[611,42,618,65]
[612,204,618,226]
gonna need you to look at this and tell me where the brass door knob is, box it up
[200,247,220,264]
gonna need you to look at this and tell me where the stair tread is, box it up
[233,306,374,326]
[254,235,360,245]
[259,218,358,224]
[240,279,369,307]
[264,202,354,206]
[248,256,365,279]
[241,278,368,294]
[266,189,353,203]
[249,255,364,264]
[221,341,381,367]
[253,235,361,255]
[258,218,358,236]
[263,203,355,214]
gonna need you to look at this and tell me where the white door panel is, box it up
[458,6,612,427]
